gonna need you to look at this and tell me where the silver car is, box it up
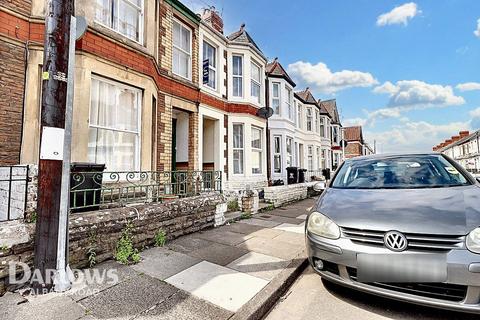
[306,153,480,314]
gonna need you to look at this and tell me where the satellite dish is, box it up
[256,107,274,119]
[75,16,88,40]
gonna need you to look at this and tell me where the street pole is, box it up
[33,0,75,294]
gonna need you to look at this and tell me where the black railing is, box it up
[70,170,222,211]
[0,166,29,222]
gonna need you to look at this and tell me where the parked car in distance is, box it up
[307,153,480,314]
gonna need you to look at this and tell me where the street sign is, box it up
[202,59,209,84]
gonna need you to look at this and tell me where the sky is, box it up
[183,0,480,153]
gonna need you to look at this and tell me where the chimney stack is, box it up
[201,7,224,34]
[459,130,470,138]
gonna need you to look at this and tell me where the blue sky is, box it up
[184,0,480,153]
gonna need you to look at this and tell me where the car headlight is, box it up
[466,227,480,254]
[307,212,340,239]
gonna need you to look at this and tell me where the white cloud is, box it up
[376,2,421,27]
[469,107,480,118]
[366,120,470,153]
[456,82,480,92]
[343,117,367,127]
[373,80,465,108]
[474,18,480,37]
[287,61,378,94]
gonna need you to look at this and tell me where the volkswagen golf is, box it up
[306,153,480,314]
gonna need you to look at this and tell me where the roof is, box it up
[166,0,201,24]
[438,130,479,152]
[294,88,317,105]
[320,99,341,125]
[227,24,262,53]
[266,58,296,87]
[343,126,363,142]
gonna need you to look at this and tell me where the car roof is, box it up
[347,152,443,162]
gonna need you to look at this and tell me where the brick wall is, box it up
[157,92,172,172]
[0,0,32,16]
[0,40,25,165]
[188,112,199,170]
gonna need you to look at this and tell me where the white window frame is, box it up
[232,123,245,175]
[286,136,293,168]
[297,104,302,129]
[316,147,321,170]
[172,18,192,80]
[95,0,144,43]
[320,117,325,138]
[273,135,282,173]
[250,61,262,103]
[88,75,142,172]
[203,40,217,90]
[286,86,293,120]
[315,110,319,133]
[307,145,313,171]
[251,126,263,174]
[272,82,281,115]
[232,55,243,97]
[306,107,313,131]
[321,149,327,169]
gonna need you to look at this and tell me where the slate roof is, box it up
[344,126,364,142]
[320,99,341,125]
[265,58,296,87]
[294,88,317,105]
[227,24,262,53]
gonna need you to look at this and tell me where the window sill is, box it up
[92,22,147,53]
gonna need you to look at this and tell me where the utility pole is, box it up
[33,0,75,294]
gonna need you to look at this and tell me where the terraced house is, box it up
[0,0,347,200]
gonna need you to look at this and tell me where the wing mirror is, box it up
[313,181,326,192]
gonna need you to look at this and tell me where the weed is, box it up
[0,244,8,252]
[227,200,239,212]
[154,230,167,247]
[115,221,140,265]
[240,212,252,220]
[28,211,37,223]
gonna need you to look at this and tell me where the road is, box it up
[265,267,478,320]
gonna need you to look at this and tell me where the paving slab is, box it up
[249,228,284,239]
[136,290,232,320]
[1,294,85,320]
[272,231,306,246]
[269,207,306,218]
[274,222,305,234]
[240,218,281,228]
[221,222,265,235]
[238,236,302,260]
[226,252,290,281]
[166,235,216,254]
[67,260,141,301]
[165,261,268,312]
[79,274,178,320]
[132,247,201,280]
[256,214,304,225]
[188,242,249,266]
[196,229,253,246]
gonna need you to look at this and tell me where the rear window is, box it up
[332,155,470,189]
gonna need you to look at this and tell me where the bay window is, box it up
[88,76,141,172]
[286,137,293,168]
[203,41,217,89]
[286,86,293,120]
[232,55,243,97]
[307,146,313,171]
[297,104,302,129]
[306,108,313,131]
[320,117,325,138]
[316,147,321,170]
[273,136,281,173]
[173,19,192,79]
[272,82,280,115]
[251,62,261,103]
[233,124,244,174]
[251,127,263,174]
[315,110,320,133]
[95,0,144,42]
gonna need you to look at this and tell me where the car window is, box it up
[332,155,470,189]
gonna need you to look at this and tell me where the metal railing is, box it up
[0,166,29,222]
[70,170,222,211]
[466,168,480,174]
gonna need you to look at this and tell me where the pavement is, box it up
[0,198,314,320]
[265,267,479,320]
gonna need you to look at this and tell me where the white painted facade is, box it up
[438,131,480,174]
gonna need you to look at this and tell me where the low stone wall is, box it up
[0,192,226,295]
[264,183,316,208]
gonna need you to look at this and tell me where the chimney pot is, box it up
[201,7,224,34]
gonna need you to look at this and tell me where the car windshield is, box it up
[331,155,470,189]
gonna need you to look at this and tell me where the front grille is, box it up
[347,267,467,302]
[341,227,465,251]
